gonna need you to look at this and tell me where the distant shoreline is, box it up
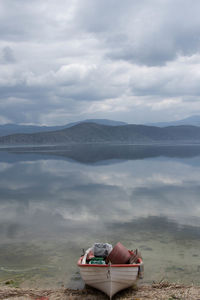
[1,143,200,164]
[2,142,200,148]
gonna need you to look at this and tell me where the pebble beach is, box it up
[0,283,200,300]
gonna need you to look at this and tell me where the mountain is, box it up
[0,119,127,137]
[1,123,200,146]
[147,115,200,127]
[65,119,127,127]
[2,115,200,138]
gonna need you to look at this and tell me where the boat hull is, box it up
[78,258,142,299]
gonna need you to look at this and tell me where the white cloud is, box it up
[0,0,200,124]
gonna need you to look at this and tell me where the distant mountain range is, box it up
[1,115,200,138]
[0,119,127,137]
[147,115,200,127]
[1,123,200,146]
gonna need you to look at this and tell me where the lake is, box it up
[0,144,200,288]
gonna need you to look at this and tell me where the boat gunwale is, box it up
[77,257,142,268]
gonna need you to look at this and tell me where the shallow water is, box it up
[0,144,200,288]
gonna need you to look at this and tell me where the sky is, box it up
[1,0,200,125]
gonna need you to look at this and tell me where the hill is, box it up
[0,123,200,145]
[0,119,126,137]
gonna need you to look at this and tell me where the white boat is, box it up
[78,249,143,299]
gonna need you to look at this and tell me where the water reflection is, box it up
[2,144,200,164]
[0,145,200,287]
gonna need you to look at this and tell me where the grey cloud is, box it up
[0,0,200,124]
[0,46,15,64]
[0,0,82,46]
[128,55,200,99]
[75,0,145,33]
[76,0,200,66]
[0,0,42,41]
[106,40,176,67]
[0,61,125,123]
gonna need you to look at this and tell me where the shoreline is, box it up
[0,282,200,299]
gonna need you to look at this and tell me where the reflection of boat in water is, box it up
[78,243,144,299]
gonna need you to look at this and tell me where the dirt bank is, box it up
[0,282,200,300]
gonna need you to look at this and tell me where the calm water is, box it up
[0,144,200,288]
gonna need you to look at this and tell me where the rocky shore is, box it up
[0,282,200,300]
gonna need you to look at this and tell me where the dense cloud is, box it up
[0,0,200,124]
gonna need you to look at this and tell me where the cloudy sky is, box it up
[1,0,200,125]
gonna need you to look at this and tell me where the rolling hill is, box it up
[0,119,126,137]
[0,123,200,145]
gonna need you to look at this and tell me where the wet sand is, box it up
[0,283,200,300]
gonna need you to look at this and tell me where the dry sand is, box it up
[0,282,200,300]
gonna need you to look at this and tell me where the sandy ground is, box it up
[0,283,200,300]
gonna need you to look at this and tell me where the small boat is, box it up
[78,246,143,299]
